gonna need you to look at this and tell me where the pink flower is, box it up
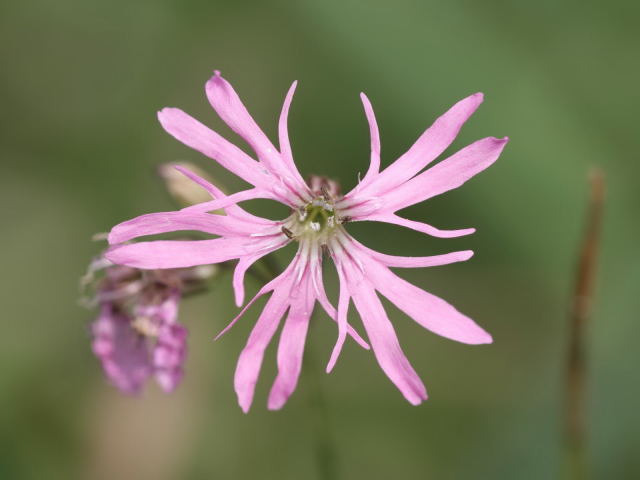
[106,71,508,411]
[89,263,192,393]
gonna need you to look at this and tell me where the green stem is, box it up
[305,332,339,480]
[254,254,339,480]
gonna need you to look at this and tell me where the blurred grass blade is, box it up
[564,168,605,479]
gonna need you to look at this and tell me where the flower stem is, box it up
[305,338,339,480]
[564,169,605,479]
[255,254,340,480]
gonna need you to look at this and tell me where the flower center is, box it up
[301,198,335,232]
[281,175,347,244]
[282,195,348,244]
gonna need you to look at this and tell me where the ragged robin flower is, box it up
[106,71,508,411]
[83,258,215,394]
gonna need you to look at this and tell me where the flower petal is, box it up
[108,211,263,245]
[278,81,309,190]
[363,257,492,345]
[352,238,474,268]
[180,187,276,214]
[154,323,187,393]
[385,137,509,211]
[355,92,484,199]
[362,212,476,238]
[344,266,427,405]
[215,252,303,340]
[357,93,381,188]
[232,238,287,307]
[140,290,186,392]
[205,71,277,166]
[106,236,283,269]
[310,249,370,351]
[267,272,315,410]
[326,262,351,373]
[172,165,271,224]
[234,281,291,413]
[92,305,152,394]
[157,107,268,188]
[205,72,307,195]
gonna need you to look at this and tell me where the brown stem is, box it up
[564,168,605,479]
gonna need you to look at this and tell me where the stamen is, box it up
[282,227,294,239]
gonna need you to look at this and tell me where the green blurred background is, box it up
[1,0,638,478]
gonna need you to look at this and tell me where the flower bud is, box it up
[158,161,224,208]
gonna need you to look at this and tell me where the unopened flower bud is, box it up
[158,161,225,209]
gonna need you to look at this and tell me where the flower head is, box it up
[84,258,214,393]
[106,71,508,411]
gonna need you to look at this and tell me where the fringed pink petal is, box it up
[362,255,492,345]
[385,137,509,211]
[267,271,315,410]
[205,71,278,168]
[106,236,282,270]
[172,165,271,224]
[361,213,476,238]
[232,238,288,307]
[157,107,268,188]
[357,93,381,188]
[215,259,294,341]
[278,81,309,191]
[232,257,255,308]
[351,238,474,268]
[181,187,275,214]
[344,267,427,405]
[311,251,370,351]
[234,282,292,413]
[326,263,351,373]
[351,92,484,201]
[108,211,263,245]
[205,71,308,199]
[226,244,370,412]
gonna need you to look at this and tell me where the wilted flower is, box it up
[84,258,214,393]
[106,71,508,411]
